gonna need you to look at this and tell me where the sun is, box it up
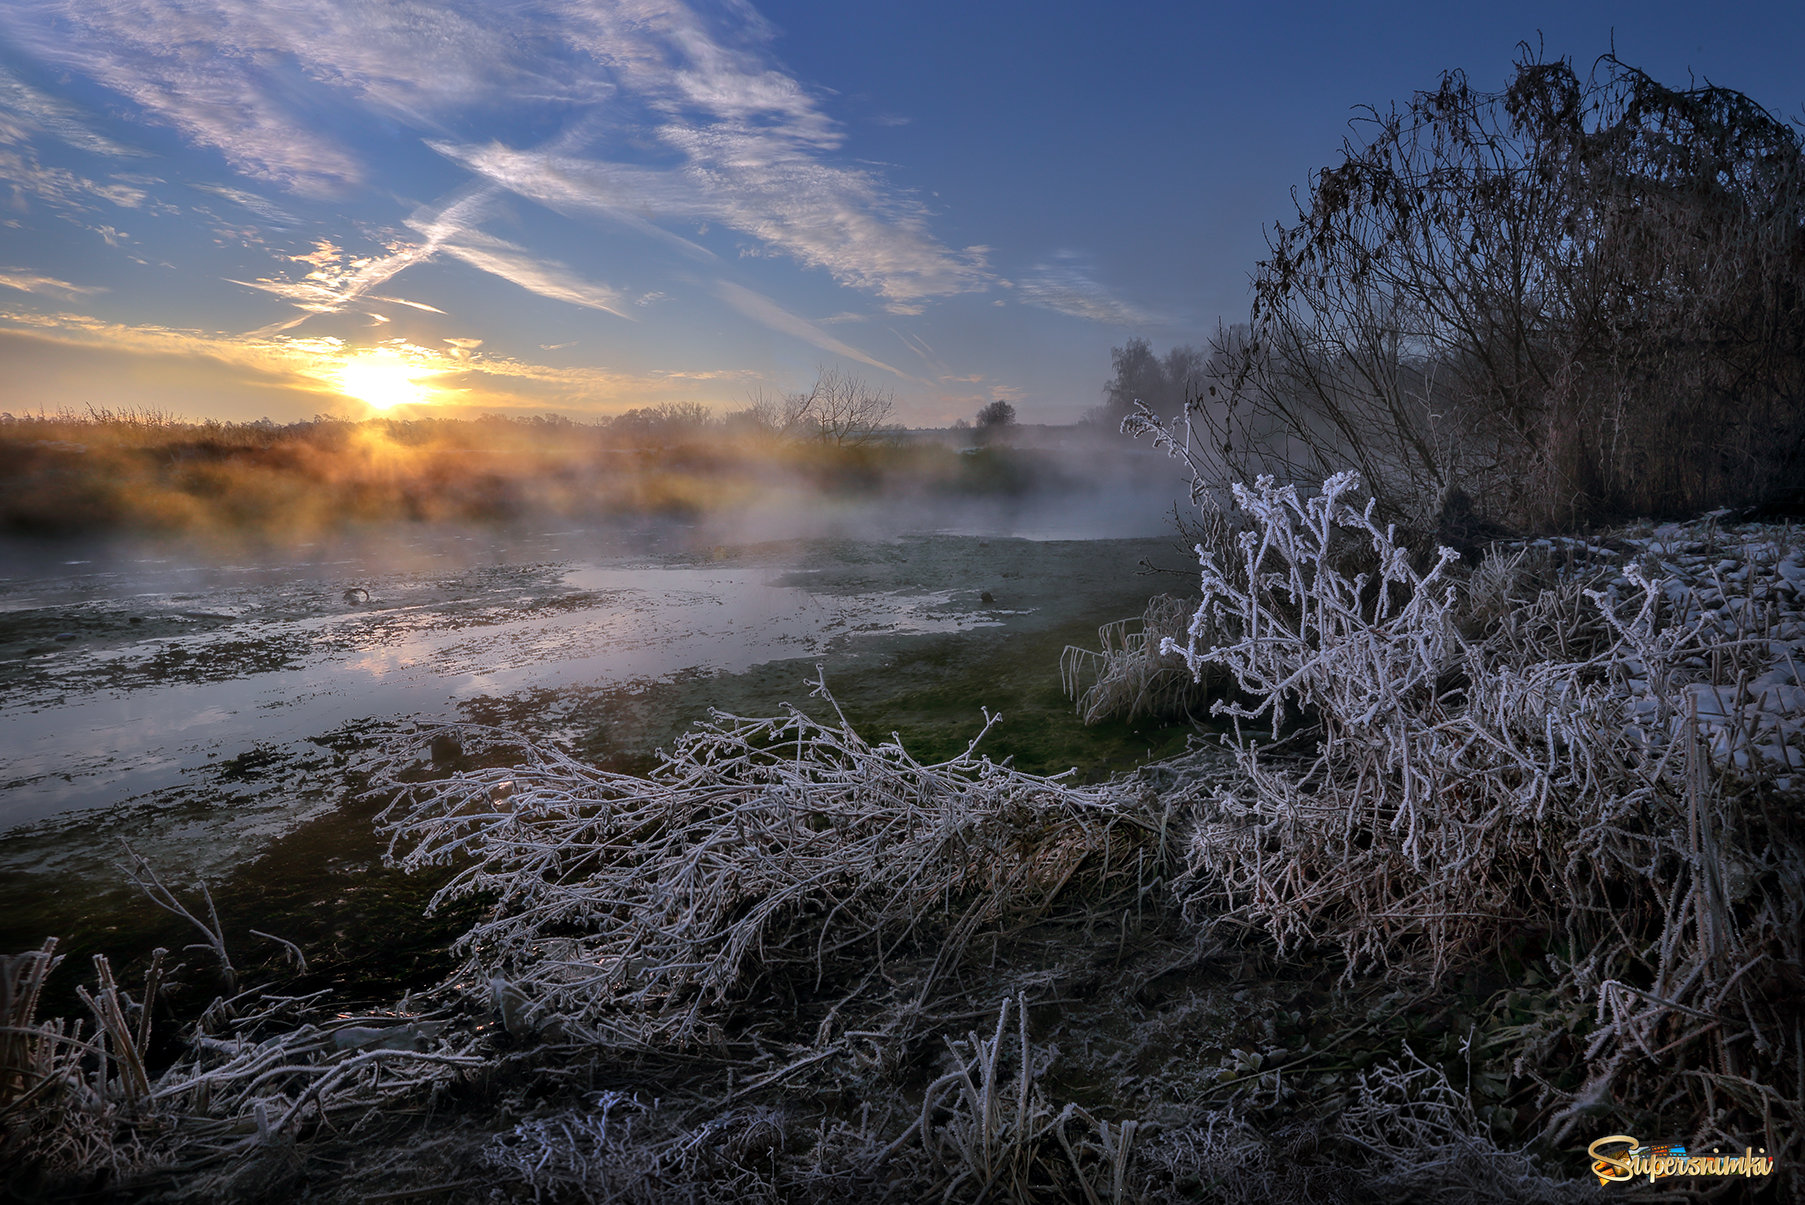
[337,354,430,410]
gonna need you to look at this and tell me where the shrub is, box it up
[1166,471,1805,1158]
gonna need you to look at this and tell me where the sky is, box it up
[0,1,1800,427]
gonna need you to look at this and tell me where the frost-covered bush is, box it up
[378,674,1159,1046]
[1168,472,1805,1158]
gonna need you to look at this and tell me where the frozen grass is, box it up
[9,484,1799,1196]
[374,672,1164,1048]
[1168,472,1805,1166]
[1060,593,1212,725]
[0,890,482,1194]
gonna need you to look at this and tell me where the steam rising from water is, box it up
[0,441,1191,894]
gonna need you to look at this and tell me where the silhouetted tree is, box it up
[974,399,1017,429]
[1151,47,1805,530]
[608,402,715,448]
[743,368,896,447]
[1096,338,1208,427]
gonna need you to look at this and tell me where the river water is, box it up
[0,500,1201,958]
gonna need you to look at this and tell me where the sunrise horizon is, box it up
[3,2,1802,428]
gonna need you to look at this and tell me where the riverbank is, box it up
[4,501,1801,1202]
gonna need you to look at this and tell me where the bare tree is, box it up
[607,402,716,449]
[1153,48,1805,532]
[738,387,818,440]
[742,368,898,447]
[804,366,897,447]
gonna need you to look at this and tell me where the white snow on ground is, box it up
[1601,517,1805,788]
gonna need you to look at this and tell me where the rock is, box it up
[980,590,996,605]
[342,587,370,605]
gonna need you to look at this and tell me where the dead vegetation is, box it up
[1060,594,1212,726]
[1163,473,1804,1177]
[375,673,1164,1049]
[6,478,1801,1199]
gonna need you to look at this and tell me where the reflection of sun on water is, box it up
[337,354,431,410]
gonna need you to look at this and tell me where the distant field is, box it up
[0,412,1076,540]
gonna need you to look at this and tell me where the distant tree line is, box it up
[1115,48,1805,533]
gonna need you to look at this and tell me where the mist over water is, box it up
[0,441,1197,920]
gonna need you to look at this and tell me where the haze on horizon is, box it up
[1,0,1800,428]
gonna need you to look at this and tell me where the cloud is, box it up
[892,328,947,376]
[369,295,446,314]
[0,0,994,365]
[0,65,141,157]
[232,184,632,324]
[0,269,104,297]
[432,128,987,304]
[0,145,149,213]
[231,237,435,320]
[0,306,718,415]
[0,0,982,312]
[715,280,906,379]
[0,2,365,194]
[433,226,633,318]
[0,0,561,194]
[1017,252,1165,327]
[190,183,299,227]
[413,0,989,304]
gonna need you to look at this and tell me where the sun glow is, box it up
[336,353,433,410]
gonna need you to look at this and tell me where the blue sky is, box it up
[0,0,1800,425]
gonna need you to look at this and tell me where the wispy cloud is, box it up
[0,0,984,319]
[892,328,948,376]
[1017,252,1165,327]
[233,182,633,324]
[418,0,988,304]
[231,237,434,322]
[0,145,149,212]
[0,0,547,194]
[0,0,1000,387]
[715,281,906,379]
[0,65,140,157]
[190,183,299,228]
[431,124,987,304]
[0,269,103,297]
[432,226,633,318]
[0,2,366,194]
[369,295,446,315]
